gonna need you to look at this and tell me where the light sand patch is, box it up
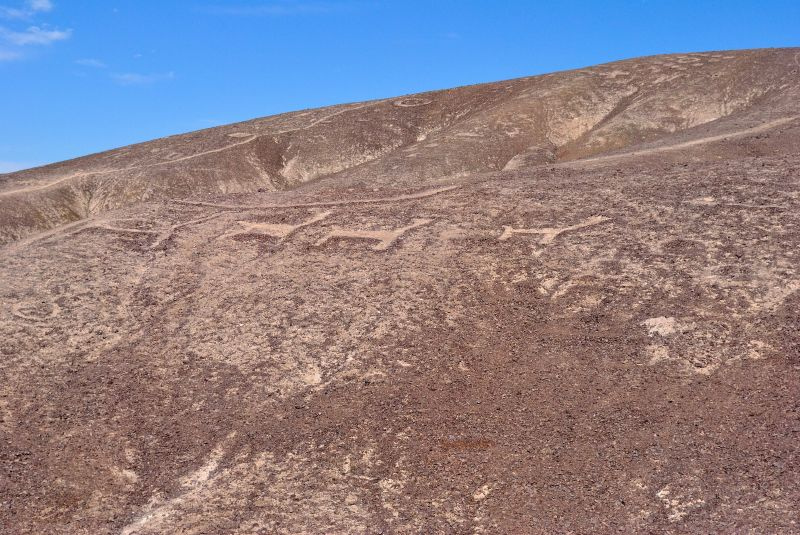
[315,218,432,251]
[180,441,227,490]
[112,467,139,485]
[393,97,432,107]
[502,154,527,171]
[227,210,332,241]
[643,316,677,336]
[689,196,716,206]
[656,484,706,522]
[498,215,610,244]
[11,300,60,322]
[472,484,492,502]
[301,365,323,386]
[746,339,770,360]
[646,345,670,365]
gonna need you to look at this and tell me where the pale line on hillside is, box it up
[3,210,236,253]
[3,217,93,253]
[89,225,160,236]
[566,116,798,166]
[0,102,379,198]
[170,184,461,211]
[149,211,236,250]
[2,184,458,252]
[0,135,260,197]
[119,434,236,535]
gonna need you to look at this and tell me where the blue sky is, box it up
[1,1,798,172]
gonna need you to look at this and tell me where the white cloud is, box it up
[1,25,70,45]
[0,0,53,19]
[75,57,106,68]
[27,0,52,12]
[0,1,65,61]
[111,71,175,86]
[0,48,20,60]
[0,6,26,18]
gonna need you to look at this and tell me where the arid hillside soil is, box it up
[1,48,799,533]
[1,48,799,244]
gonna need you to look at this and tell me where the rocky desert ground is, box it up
[1,48,799,533]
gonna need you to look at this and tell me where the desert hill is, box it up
[1,48,798,244]
[1,48,799,533]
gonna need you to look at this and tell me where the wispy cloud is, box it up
[111,71,175,86]
[0,1,68,61]
[201,1,358,16]
[0,24,70,45]
[28,0,52,12]
[75,57,106,68]
[0,6,26,18]
[0,48,20,60]
[0,0,54,19]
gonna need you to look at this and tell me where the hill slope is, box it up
[1,48,798,244]
[1,48,799,533]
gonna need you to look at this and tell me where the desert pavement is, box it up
[1,48,799,533]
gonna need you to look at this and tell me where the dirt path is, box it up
[171,184,462,210]
[567,116,798,166]
[2,217,93,253]
[0,136,260,197]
